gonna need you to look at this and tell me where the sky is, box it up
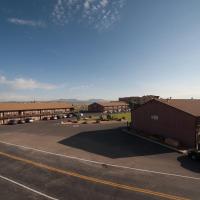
[1,0,200,101]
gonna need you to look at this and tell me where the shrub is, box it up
[99,115,104,121]
[107,114,112,120]
[76,115,81,121]
[96,119,100,123]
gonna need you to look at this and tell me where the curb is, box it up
[122,129,188,155]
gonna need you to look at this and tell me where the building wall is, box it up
[88,103,104,112]
[88,103,129,113]
[132,101,196,148]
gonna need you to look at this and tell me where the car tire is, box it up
[191,155,197,160]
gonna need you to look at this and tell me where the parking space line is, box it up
[0,140,199,181]
[0,151,190,200]
[0,174,59,200]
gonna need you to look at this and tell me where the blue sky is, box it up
[1,0,200,101]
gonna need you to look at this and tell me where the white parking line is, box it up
[0,140,199,181]
[0,175,59,200]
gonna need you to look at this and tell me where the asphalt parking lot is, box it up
[0,120,199,200]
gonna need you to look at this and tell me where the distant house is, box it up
[132,98,200,148]
[119,95,159,109]
[88,101,129,113]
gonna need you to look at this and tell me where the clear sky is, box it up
[1,0,200,101]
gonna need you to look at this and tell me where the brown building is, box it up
[0,102,74,124]
[119,95,159,109]
[132,99,200,148]
[88,101,129,113]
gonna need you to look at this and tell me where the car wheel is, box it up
[191,155,197,160]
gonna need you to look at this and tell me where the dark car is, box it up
[188,150,200,160]
[18,119,25,124]
[7,119,17,125]
[67,113,73,118]
[56,115,63,119]
[67,113,77,118]
[42,117,50,120]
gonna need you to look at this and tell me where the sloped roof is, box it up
[95,101,128,107]
[154,99,200,117]
[0,102,73,112]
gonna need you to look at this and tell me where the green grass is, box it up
[111,112,131,122]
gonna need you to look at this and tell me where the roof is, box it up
[94,101,128,107]
[0,102,73,112]
[152,99,200,117]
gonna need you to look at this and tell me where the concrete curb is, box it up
[122,129,188,155]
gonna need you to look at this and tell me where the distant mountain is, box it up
[53,99,108,104]
[0,99,109,104]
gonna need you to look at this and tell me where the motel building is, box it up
[132,99,200,149]
[88,101,129,113]
[0,102,74,125]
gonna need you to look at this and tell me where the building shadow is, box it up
[177,155,200,173]
[58,128,173,158]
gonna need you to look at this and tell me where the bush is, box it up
[99,115,104,121]
[107,114,112,120]
[82,121,88,124]
[76,115,81,121]
[96,119,100,123]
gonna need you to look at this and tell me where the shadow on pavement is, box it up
[58,128,173,158]
[177,155,200,173]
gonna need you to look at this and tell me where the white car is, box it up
[25,118,34,123]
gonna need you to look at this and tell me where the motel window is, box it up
[151,115,159,120]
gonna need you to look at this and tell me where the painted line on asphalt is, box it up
[0,140,199,181]
[0,141,200,181]
[0,151,190,200]
[0,174,59,200]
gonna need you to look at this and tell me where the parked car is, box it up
[7,119,17,125]
[57,115,63,119]
[188,150,200,160]
[50,116,58,120]
[67,113,74,118]
[25,118,34,123]
[42,117,50,120]
[18,119,25,124]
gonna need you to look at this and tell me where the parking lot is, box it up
[0,120,199,200]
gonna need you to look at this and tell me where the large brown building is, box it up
[88,101,129,113]
[132,99,200,148]
[0,102,74,124]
